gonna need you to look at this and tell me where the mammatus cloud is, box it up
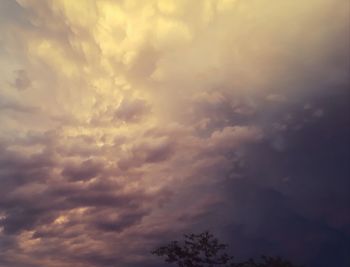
[0,0,349,266]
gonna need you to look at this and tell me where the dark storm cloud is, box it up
[118,137,176,170]
[114,98,150,123]
[0,161,150,234]
[0,147,53,193]
[209,89,350,267]
[13,69,31,91]
[61,159,104,181]
[142,88,350,267]
[0,133,157,267]
[0,98,38,113]
[93,208,149,233]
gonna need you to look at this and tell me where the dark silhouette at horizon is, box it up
[152,231,303,267]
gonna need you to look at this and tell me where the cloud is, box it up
[13,69,31,90]
[114,98,150,123]
[207,126,262,152]
[0,98,38,113]
[61,159,104,181]
[0,0,348,266]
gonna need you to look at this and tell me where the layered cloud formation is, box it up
[0,0,349,266]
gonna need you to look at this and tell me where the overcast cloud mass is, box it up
[0,0,349,266]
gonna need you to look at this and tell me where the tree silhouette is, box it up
[152,231,235,267]
[152,231,303,267]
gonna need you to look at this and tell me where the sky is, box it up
[0,0,349,266]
